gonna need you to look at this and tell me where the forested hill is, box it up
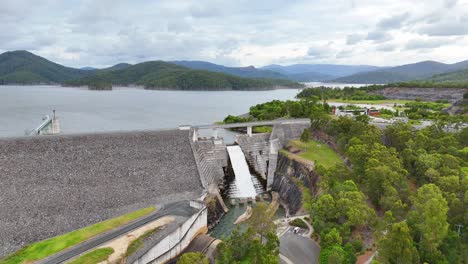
[372,68,468,89]
[65,61,304,90]
[171,60,289,80]
[0,50,90,84]
[334,60,468,84]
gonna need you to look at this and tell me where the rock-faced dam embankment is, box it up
[0,130,203,257]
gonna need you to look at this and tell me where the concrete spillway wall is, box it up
[235,133,271,178]
[190,129,227,189]
[131,202,208,264]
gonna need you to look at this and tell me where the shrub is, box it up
[289,218,308,229]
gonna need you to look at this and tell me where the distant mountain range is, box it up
[334,60,468,84]
[1,50,467,87]
[0,51,301,90]
[171,61,288,79]
[261,64,383,79]
[65,61,302,90]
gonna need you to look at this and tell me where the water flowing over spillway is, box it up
[226,145,260,198]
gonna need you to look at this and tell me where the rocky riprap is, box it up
[0,130,203,257]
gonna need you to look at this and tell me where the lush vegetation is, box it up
[385,68,468,88]
[289,218,308,229]
[297,87,386,101]
[301,116,467,264]
[216,203,279,264]
[177,252,210,264]
[0,50,90,84]
[288,139,342,169]
[125,226,161,257]
[332,60,468,84]
[0,206,155,264]
[384,80,468,89]
[65,61,303,90]
[68,248,114,264]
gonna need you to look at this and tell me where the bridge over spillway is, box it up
[188,118,311,141]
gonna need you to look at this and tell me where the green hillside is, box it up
[65,61,303,90]
[383,69,468,89]
[334,60,468,84]
[0,51,89,84]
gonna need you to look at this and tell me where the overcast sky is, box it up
[1,0,467,68]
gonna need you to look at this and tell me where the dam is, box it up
[226,145,259,198]
[0,118,310,261]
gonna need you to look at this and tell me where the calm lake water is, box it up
[0,85,301,138]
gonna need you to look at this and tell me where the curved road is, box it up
[38,201,191,264]
[280,228,320,264]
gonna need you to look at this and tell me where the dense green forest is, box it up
[297,87,386,101]
[65,61,303,90]
[304,117,467,263]
[0,51,90,84]
[332,60,468,84]
[220,93,467,263]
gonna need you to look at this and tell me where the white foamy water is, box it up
[227,145,258,198]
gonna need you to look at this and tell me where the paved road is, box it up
[39,200,193,264]
[280,227,320,264]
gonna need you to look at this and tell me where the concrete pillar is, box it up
[51,117,60,134]
[192,128,199,142]
[247,126,252,137]
[213,128,218,139]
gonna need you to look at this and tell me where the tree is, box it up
[246,202,277,239]
[408,184,449,263]
[310,107,331,130]
[217,203,280,264]
[177,252,209,264]
[321,228,342,248]
[377,221,419,264]
[319,245,349,264]
[216,227,279,264]
[300,128,310,142]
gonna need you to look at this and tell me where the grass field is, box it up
[69,248,114,264]
[0,206,155,264]
[288,139,342,169]
[125,227,161,257]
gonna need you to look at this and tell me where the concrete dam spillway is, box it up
[226,145,258,198]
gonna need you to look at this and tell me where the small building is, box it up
[332,107,380,117]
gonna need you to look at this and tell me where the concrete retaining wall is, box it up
[131,206,208,264]
[189,129,227,189]
[235,133,271,178]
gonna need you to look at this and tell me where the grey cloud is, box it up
[377,12,410,30]
[444,0,457,8]
[405,38,450,50]
[376,43,397,52]
[419,20,468,36]
[336,49,353,59]
[346,34,364,45]
[307,43,335,59]
[366,30,393,43]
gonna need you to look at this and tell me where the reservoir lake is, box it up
[0,85,301,138]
